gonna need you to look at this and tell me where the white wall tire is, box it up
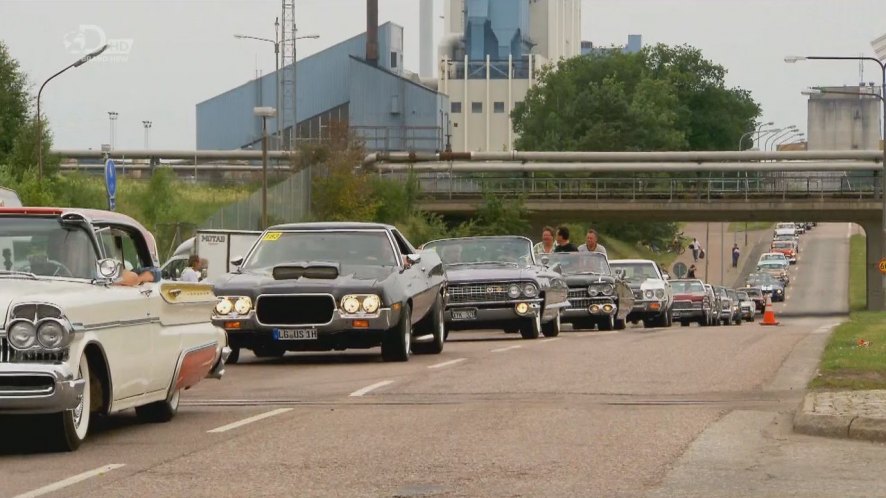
[52,354,91,451]
[136,388,181,423]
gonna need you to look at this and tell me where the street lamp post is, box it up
[738,121,774,151]
[788,54,886,310]
[108,111,118,150]
[765,126,799,151]
[254,106,277,229]
[36,44,108,182]
[292,26,319,148]
[142,120,152,150]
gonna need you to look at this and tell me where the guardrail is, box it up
[380,173,881,202]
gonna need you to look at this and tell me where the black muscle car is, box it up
[421,236,569,339]
[547,252,634,331]
[211,222,446,363]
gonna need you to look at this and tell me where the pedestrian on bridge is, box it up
[554,226,578,252]
[578,228,607,257]
[732,243,741,268]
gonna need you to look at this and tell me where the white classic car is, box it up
[0,207,229,451]
[609,259,674,328]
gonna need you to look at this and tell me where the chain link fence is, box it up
[200,169,311,230]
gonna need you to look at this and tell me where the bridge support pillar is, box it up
[861,222,885,312]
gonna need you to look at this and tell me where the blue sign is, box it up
[105,159,117,198]
[105,159,117,211]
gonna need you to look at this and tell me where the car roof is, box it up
[425,235,531,244]
[267,221,395,231]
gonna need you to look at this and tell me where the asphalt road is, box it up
[2,223,882,498]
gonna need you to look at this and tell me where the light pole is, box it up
[738,121,774,150]
[775,132,805,149]
[36,43,108,182]
[235,19,281,148]
[142,121,152,150]
[254,106,276,229]
[108,111,118,150]
[765,126,799,151]
[292,26,319,148]
[788,54,886,310]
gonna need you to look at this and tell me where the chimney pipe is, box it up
[366,0,379,65]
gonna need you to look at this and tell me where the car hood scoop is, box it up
[272,262,340,280]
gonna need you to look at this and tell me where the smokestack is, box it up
[419,0,434,77]
[366,0,379,65]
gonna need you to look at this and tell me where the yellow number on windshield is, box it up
[262,232,282,241]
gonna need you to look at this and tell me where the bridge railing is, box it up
[379,172,881,202]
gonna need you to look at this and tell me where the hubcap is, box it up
[72,395,84,428]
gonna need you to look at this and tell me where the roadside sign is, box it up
[879,258,886,275]
[105,158,117,211]
[673,262,688,278]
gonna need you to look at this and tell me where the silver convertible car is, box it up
[0,207,228,451]
[422,236,569,339]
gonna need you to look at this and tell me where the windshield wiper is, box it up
[0,270,38,280]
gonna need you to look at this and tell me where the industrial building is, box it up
[196,0,591,153]
[805,85,882,151]
[581,34,643,56]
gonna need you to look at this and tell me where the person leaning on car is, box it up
[554,226,578,252]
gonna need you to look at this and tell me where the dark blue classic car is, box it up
[211,223,446,363]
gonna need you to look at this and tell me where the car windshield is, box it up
[746,288,763,297]
[671,281,705,293]
[609,262,659,282]
[0,215,97,279]
[738,292,749,300]
[547,252,610,275]
[761,254,785,261]
[772,242,792,249]
[242,230,398,270]
[423,237,533,266]
[747,273,779,286]
[758,262,784,270]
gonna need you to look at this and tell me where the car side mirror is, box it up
[230,256,244,267]
[406,254,422,265]
[97,258,121,280]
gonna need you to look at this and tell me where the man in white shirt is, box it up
[578,228,607,257]
[180,255,202,282]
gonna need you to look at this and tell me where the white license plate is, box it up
[274,328,318,340]
[451,309,477,321]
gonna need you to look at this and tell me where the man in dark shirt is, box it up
[554,226,578,252]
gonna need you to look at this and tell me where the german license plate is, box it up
[451,309,477,321]
[273,328,318,340]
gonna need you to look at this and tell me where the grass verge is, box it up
[727,221,774,232]
[603,236,678,268]
[810,234,886,390]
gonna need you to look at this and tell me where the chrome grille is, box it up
[672,300,697,310]
[448,283,518,304]
[0,337,69,364]
[568,288,589,300]
[567,287,612,309]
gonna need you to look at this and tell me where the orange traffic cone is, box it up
[760,294,779,326]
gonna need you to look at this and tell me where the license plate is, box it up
[273,328,318,340]
[451,309,477,321]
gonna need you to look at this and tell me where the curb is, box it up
[792,393,886,442]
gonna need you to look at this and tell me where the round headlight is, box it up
[215,298,233,315]
[8,321,37,350]
[342,296,361,314]
[507,284,521,299]
[362,295,381,313]
[655,289,665,299]
[37,320,67,349]
[588,286,599,297]
[523,284,539,298]
[644,289,654,299]
[600,284,614,296]
[234,297,252,315]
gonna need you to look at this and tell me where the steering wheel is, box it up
[48,259,74,278]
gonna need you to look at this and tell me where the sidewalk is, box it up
[794,391,886,442]
[671,222,770,286]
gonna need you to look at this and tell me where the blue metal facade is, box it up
[464,0,530,61]
[196,23,428,150]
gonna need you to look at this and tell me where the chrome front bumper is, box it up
[632,299,667,313]
[445,300,542,322]
[0,363,85,414]
[214,308,400,334]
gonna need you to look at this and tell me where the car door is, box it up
[390,229,435,321]
[95,227,157,402]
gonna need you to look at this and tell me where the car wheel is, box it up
[642,318,655,328]
[413,294,445,355]
[599,315,615,331]
[520,314,541,339]
[136,389,181,423]
[382,303,412,362]
[50,354,91,451]
[663,311,673,327]
[541,312,561,337]
[227,347,240,365]
[748,313,755,323]
[614,318,626,330]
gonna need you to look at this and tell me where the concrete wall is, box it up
[807,86,882,151]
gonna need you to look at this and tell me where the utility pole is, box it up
[108,111,118,150]
[142,120,152,150]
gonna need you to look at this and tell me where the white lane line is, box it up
[207,408,293,433]
[491,345,523,353]
[348,380,395,397]
[428,358,467,369]
[13,464,126,498]
[539,338,561,344]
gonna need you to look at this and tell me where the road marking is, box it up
[207,408,293,433]
[348,380,395,397]
[12,464,126,498]
[539,338,561,344]
[427,358,466,369]
[847,222,852,238]
[491,345,523,353]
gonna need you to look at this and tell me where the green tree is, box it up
[0,41,30,164]
[4,118,59,180]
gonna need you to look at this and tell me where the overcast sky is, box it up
[1,0,884,150]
